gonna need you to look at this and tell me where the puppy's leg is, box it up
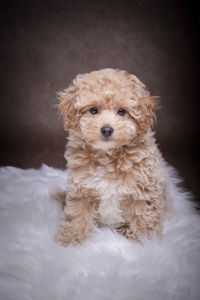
[117,199,162,243]
[54,188,98,246]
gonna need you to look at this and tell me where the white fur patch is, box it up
[97,182,125,226]
[79,173,125,226]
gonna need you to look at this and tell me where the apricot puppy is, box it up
[54,68,171,246]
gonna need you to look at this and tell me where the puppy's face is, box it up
[58,69,157,151]
[79,103,137,151]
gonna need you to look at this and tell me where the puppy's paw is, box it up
[54,231,71,247]
[54,231,83,246]
[116,223,143,245]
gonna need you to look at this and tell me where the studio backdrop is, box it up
[0,0,199,200]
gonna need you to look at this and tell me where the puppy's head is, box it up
[58,69,158,151]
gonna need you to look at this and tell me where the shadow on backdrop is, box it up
[0,0,199,201]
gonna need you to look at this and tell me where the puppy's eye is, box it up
[118,109,126,116]
[90,107,98,114]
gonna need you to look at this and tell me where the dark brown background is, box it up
[0,0,199,202]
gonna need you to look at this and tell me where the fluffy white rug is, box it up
[0,165,200,300]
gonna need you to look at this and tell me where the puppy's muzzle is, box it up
[101,125,114,139]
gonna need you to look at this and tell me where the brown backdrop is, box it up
[0,0,199,201]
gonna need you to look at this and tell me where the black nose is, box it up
[101,125,114,138]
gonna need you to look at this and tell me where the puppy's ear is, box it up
[135,95,159,134]
[57,85,79,131]
[124,72,158,134]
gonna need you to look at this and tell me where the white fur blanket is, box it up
[0,165,200,300]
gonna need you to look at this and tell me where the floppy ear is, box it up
[134,95,159,134]
[57,85,79,131]
[124,71,158,134]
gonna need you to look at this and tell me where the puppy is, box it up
[54,68,172,246]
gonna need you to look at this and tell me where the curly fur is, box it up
[55,68,172,246]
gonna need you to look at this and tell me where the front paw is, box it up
[54,231,72,246]
[116,223,143,245]
[54,218,93,246]
[54,229,85,246]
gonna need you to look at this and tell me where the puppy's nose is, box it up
[101,125,114,138]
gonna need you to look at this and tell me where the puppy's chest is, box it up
[83,173,127,227]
